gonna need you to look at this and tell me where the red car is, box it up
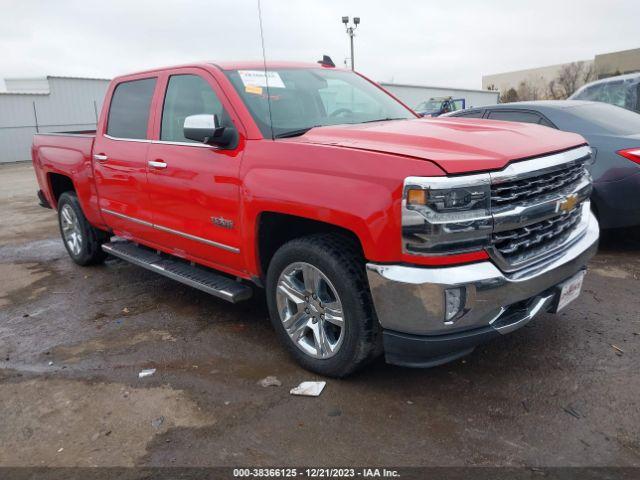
[32,61,599,376]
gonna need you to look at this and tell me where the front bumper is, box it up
[366,211,599,367]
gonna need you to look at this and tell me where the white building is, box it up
[0,76,110,163]
[379,82,499,111]
[0,75,501,163]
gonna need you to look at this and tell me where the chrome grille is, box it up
[487,146,593,271]
[492,206,583,266]
[491,162,587,206]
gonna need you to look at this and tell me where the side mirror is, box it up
[183,114,237,148]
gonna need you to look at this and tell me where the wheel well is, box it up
[48,173,75,204]
[257,212,363,277]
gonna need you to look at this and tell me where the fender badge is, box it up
[211,216,234,229]
[558,194,578,213]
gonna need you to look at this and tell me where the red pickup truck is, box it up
[32,61,599,377]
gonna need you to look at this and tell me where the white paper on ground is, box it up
[238,70,285,89]
[138,368,156,378]
[290,381,326,397]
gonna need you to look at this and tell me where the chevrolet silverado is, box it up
[31,61,599,377]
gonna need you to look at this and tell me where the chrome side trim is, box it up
[101,208,239,254]
[153,224,240,253]
[103,134,217,149]
[102,208,153,227]
[104,134,152,144]
[152,139,217,149]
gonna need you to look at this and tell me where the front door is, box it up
[93,76,158,240]
[145,70,245,273]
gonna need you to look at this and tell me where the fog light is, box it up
[444,287,465,324]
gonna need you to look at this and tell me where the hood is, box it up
[287,118,586,174]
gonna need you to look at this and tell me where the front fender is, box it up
[239,140,445,275]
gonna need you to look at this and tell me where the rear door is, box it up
[145,68,246,273]
[93,76,158,239]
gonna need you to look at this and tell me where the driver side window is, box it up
[161,74,230,143]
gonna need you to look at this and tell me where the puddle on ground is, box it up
[0,262,51,307]
[53,330,179,363]
[0,378,215,466]
[590,265,632,280]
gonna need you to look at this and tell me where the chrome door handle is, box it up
[93,154,108,162]
[148,160,167,169]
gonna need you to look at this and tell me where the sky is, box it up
[1,0,639,91]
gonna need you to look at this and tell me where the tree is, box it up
[546,61,596,99]
[501,88,519,103]
[516,80,540,101]
[546,79,564,100]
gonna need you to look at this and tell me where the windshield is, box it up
[415,100,443,113]
[225,68,415,138]
[573,79,638,112]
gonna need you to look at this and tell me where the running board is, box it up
[102,241,252,303]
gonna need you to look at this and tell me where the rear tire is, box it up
[266,233,381,377]
[57,192,109,266]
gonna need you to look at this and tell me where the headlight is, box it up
[402,174,492,256]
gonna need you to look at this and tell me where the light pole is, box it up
[341,16,360,71]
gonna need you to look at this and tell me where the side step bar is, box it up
[102,241,252,303]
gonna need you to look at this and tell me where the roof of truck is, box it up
[112,61,342,80]
[213,61,338,71]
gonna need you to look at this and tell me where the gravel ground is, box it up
[0,162,638,468]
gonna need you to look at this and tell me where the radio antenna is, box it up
[257,0,274,140]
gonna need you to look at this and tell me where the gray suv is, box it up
[570,73,640,114]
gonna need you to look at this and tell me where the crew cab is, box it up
[32,61,599,377]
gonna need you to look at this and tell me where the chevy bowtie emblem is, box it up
[558,194,578,213]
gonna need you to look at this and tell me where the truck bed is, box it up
[31,131,104,226]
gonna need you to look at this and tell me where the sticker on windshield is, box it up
[238,70,285,89]
[245,85,263,95]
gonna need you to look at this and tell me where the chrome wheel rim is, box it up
[60,204,83,256]
[276,262,345,359]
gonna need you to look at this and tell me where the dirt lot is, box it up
[0,162,638,468]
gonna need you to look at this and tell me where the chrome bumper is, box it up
[366,211,599,336]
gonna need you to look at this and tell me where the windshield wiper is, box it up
[274,118,407,138]
[274,126,320,139]
[358,117,408,124]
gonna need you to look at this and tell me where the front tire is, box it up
[266,233,381,377]
[57,192,109,266]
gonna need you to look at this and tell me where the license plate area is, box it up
[551,270,586,313]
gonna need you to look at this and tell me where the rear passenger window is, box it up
[107,78,157,139]
[454,110,484,118]
[487,110,542,124]
[161,74,229,143]
[538,117,556,128]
